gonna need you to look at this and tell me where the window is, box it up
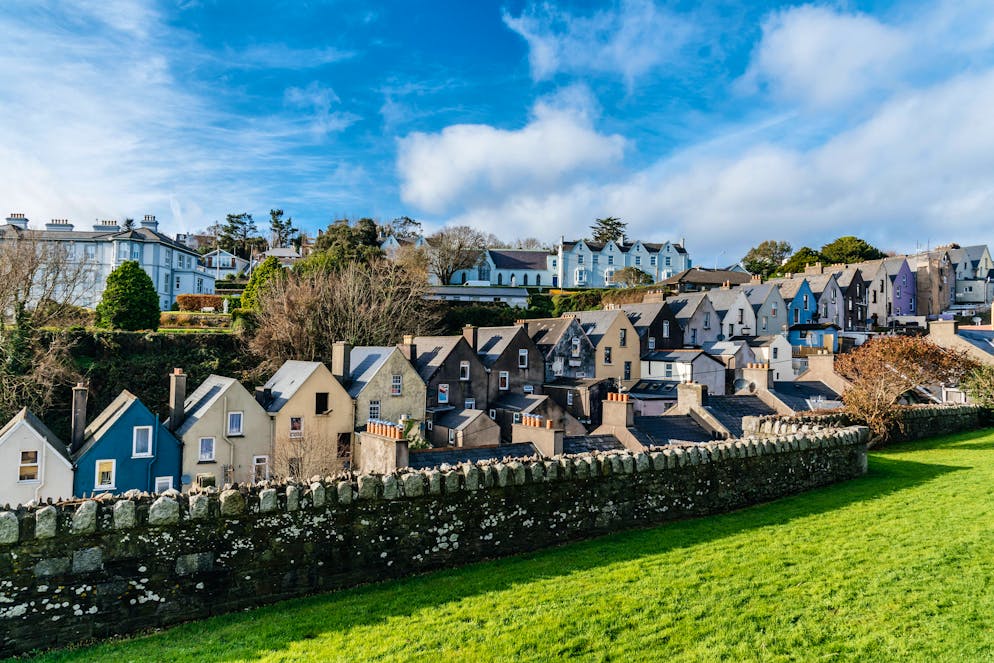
[465,398,476,409]
[703,312,711,328]
[391,374,402,396]
[196,473,216,489]
[872,290,877,304]
[803,294,809,309]
[635,256,642,266]
[196,278,204,294]
[772,347,779,359]
[648,337,656,351]
[691,329,698,344]
[551,259,557,268]
[426,419,433,431]
[499,371,509,390]
[198,437,215,462]
[369,400,380,420]
[85,244,96,259]
[518,349,528,368]
[523,274,528,286]
[459,361,470,381]
[738,309,744,324]
[619,329,627,347]
[289,417,303,439]
[18,451,39,482]
[607,255,614,265]
[133,426,152,457]
[663,320,671,338]
[437,384,449,404]
[154,476,173,493]
[315,392,329,415]
[567,391,574,406]
[623,361,631,381]
[896,285,901,298]
[497,273,503,285]
[592,255,599,265]
[604,347,613,364]
[95,460,116,490]
[536,275,541,286]
[227,411,243,436]
[513,413,522,424]
[524,385,534,393]
[571,337,581,357]
[489,409,496,420]
[771,306,778,317]
[578,255,585,265]
[175,276,181,290]
[822,304,828,317]
[665,363,673,378]
[448,428,456,444]
[793,308,800,324]
[650,256,657,266]
[665,256,671,266]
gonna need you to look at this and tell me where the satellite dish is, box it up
[733,378,755,393]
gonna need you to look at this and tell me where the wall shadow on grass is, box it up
[36,453,966,663]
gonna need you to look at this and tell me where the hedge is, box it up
[176,294,225,311]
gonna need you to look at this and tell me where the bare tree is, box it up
[249,259,441,372]
[514,237,547,250]
[426,225,486,285]
[272,429,344,481]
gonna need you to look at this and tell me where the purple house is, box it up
[857,257,916,326]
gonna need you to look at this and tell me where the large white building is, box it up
[1,213,214,310]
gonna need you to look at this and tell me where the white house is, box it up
[451,249,555,288]
[555,238,691,288]
[640,349,726,395]
[0,408,75,506]
[1,213,214,310]
[202,249,250,280]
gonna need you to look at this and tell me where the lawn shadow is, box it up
[39,454,966,663]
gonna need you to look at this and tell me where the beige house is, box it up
[430,409,500,447]
[260,360,354,478]
[564,309,641,386]
[0,408,74,505]
[339,344,427,430]
[173,374,273,488]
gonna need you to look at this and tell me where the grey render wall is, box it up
[0,426,868,658]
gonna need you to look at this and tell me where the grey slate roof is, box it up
[663,292,707,320]
[660,268,751,287]
[176,375,238,437]
[430,286,530,299]
[492,393,546,412]
[704,288,742,318]
[435,408,489,431]
[0,408,72,462]
[476,326,520,367]
[635,415,714,444]
[563,434,624,454]
[489,249,551,270]
[347,347,395,398]
[643,349,709,363]
[1,224,200,256]
[955,329,994,357]
[741,283,776,314]
[803,273,838,297]
[73,390,142,459]
[408,443,538,470]
[767,276,807,300]
[410,336,463,382]
[704,395,777,438]
[526,318,575,354]
[628,379,680,399]
[701,340,746,358]
[564,309,622,347]
[262,361,324,413]
[621,302,666,337]
[772,381,843,412]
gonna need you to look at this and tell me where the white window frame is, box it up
[604,347,613,365]
[289,416,303,439]
[567,391,574,406]
[94,459,116,491]
[513,413,522,424]
[648,336,656,351]
[499,371,509,390]
[518,349,528,368]
[154,476,173,493]
[489,409,496,420]
[465,398,476,410]
[132,426,153,458]
[437,384,449,404]
[18,450,40,483]
[459,360,470,381]
[227,411,244,436]
[448,428,456,444]
[391,373,402,396]
[571,337,581,357]
[253,455,270,482]
[663,320,670,338]
[198,437,216,462]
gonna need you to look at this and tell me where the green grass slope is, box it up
[28,430,994,662]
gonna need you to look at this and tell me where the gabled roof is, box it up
[563,434,624,454]
[176,375,239,436]
[635,415,713,444]
[663,292,707,321]
[0,408,71,463]
[347,347,396,398]
[702,340,747,357]
[488,249,551,271]
[409,336,464,382]
[263,360,325,412]
[525,318,577,354]
[660,268,751,287]
[704,395,777,437]
[74,390,168,460]
[803,272,839,297]
[772,381,843,412]
[0,224,199,255]
[955,329,994,357]
[620,302,667,337]
[736,334,788,348]
[832,267,862,289]
[628,379,680,399]
[492,393,546,412]
[643,348,717,363]
[435,408,491,431]
[408,442,538,470]
[476,326,522,367]
[740,283,778,314]
[564,309,624,347]
[766,276,808,301]
[704,288,746,318]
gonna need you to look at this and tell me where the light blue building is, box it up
[554,238,690,288]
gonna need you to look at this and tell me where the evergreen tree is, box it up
[242,256,286,310]
[742,240,792,277]
[269,209,298,249]
[95,261,160,330]
[220,212,259,259]
[590,217,627,243]
[820,236,886,264]
[779,247,824,275]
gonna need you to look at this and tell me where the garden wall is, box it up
[0,426,868,658]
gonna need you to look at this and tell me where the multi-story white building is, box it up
[1,213,214,310]
[554,238,690,288]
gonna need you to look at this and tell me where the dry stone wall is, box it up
[0,426,868,658]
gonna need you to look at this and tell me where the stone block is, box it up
[337,481,354,505]
[544,460,560,481]
[286,485,300,511]
[175,552,214,576]
[259,489,278,513]
[463,465,481,491]
[73,500,97,534]
[620,455,634,474]
[189,494,210,520]
[35,506,57,539]
[310,482,326,508]
[382,475,399,500]
[0,511,18,545]
[72,546,103,573]
[114,500,136,529]
[634,453,650,473]
[495,464,511,487]
[220,489,246,517]
[443,470,461,493]
[403,473,425,497]
[574,457,590,479]
[529,462,545,482]
[650,452,666,471]
[149,496,180,526]
[509,462,526,486]
[34,556,70,577]
[428,471,443,495]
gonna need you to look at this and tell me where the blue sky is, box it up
[3,1,994,263]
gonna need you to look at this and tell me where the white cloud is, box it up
[739,5,909,107]
[225,44,354,70]
[396,87,625,214]
[502,0,696,87]
[284,82,361,137]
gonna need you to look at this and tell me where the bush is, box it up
[159,312,232,329]
[242,256,285,310]
[176,294,225,312]
[95,261,160,331]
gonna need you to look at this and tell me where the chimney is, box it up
[70,382,88,452]
[515,319,531,336]
[741,363,772,392]
[140,214,159,231]
[93,220,120,232]
[511,414,564,457]
[399,335,418,363]
[751,274,762,283]
[804,262,824,275]
[5,213,28,229]
[462,325,478,352]
[602,392,634,427]
[255,386,273,408]
[168,368,187,432]
[928,319,958,343]
[331,341,352,383]
[45,218,74,231]
[677,382,706,409]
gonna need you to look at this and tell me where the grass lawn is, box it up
[27,430,994,662]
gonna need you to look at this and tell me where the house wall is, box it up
[353,351,426,430]
[713,292,757,339]
[630,306,682,356]
[484,329,546,405]
[641,356,725,395]
[913,255,955,317]
[0,422,74,505]
[840,272,868,331]
[679,299,721,346]
[784,281,817,326]
[892,261,917,318]
[814,279,845,329]
[0,426,868,658]
[540,321,596,382]
[751,337,795,382]
[589,315,641,386]
[753,289,789,336]
[556,240,690,288]
[179,386,272,489]
[424,339,489,412]
[74,402,182,496]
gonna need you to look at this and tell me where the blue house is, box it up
[769,276,817,327]
[787,323,841,353]
[72,390,182,496]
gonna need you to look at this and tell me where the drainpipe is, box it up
[146,413,158,492]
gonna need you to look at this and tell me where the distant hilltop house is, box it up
[446,238,692,288]
[202,249,250,279]
[1,213,214,310]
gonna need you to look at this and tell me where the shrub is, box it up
[242,256,285,310]
[176,294,225,312]
[95,261,160,331]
